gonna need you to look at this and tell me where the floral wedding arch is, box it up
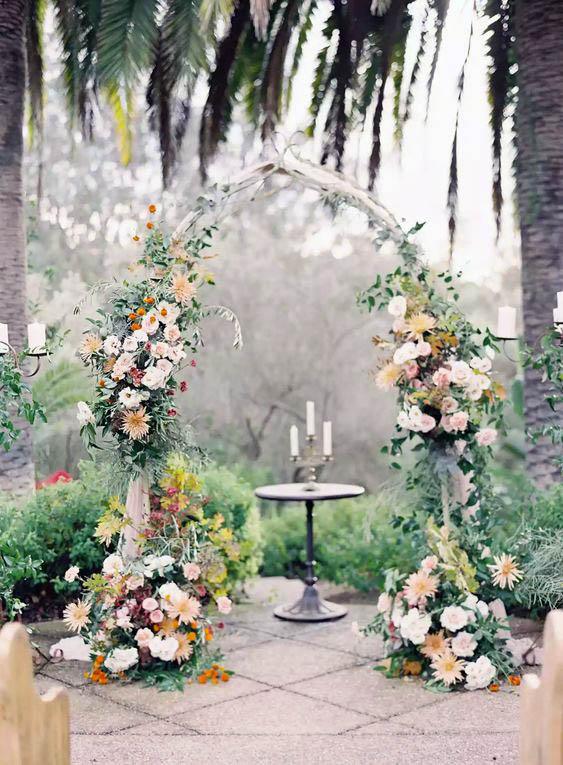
[67,153,523,691]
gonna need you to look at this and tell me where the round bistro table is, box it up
[254,482,365,622]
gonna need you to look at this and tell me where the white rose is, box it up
[133,329,149,343]
[393,342,418,365]
[470,356,492,373]
[141,366,168,390]
[112,352,135,381]
[466,378,484,401]
[156,358,174,376]
[388,295,407,318]
[376,593,392,614]
[122,336,138,352]
[440,605,469,632]
[76,401,95,426]
[103,335,121,356]
[464,655,496,691]
[102,554,124,577]
[167,345,186,364]
[477,374,491,390]
[476,600,490,619]
[104,647,138,674]
[151,341,170,359]
[399,608,432,645]
[148,636,179,662]
[397,410,411,429]
[64,566,80,583]
[135,628,154,648]
[450,360,473,386]
[451,630,478,658]
[416,341,432,357]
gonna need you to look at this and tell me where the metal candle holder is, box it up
[290,434,333,491]
[0,341,46,383]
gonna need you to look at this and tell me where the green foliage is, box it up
[0,539,42,623]
[32,359,91,418]
[0,355,46,451]
[0,461,110,614]
[199,464,264,587]
[260,492,418,592]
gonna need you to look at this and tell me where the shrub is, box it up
[0,460,110,617]
[260,490,418,592]
[199,464,264,589]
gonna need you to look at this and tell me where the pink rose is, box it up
[449,411,469,433]
[216,596,232,614]
[440,396,459,414]
[183,562,201,581]
[404,361,419,380]
[416,341,432,357]
[150,609,164,623]
[432,368,451,388]
[135,628,153,648]
[476,427,497,446]
[421,555,438,571]
[142,597,159,612]
[418,414,436,433]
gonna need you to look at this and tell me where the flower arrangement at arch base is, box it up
[357,229,526,692]
[63,456,236,691]
[64,207,240,691]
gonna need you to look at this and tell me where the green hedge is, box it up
[260,491,418,592]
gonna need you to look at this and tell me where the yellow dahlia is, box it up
[170,272,196,305]
[375,363,402,391]
[404,570,439,605]
[431,650,464,686]
[79,334,102,360]
[488,554,523,590]
[174,632,194,663]
[121,406,151,440]
[405,312,437,339]
[63,599,91,633]
[420,630,449,659]
[167,593,201,625]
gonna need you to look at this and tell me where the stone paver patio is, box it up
[33,578,524,764]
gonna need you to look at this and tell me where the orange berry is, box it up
[148,204,157,213]
[98,379,105,387]
[128,313,137,321]
[130,322,141,331]
[160,308,168,317]
[221,673,230,682]
[132,235,140,242]
[146,221,154,230]
[508,675,521,686]
[488,683,500,693]
[136,307,146,316]
[198,675,207,684]
[144,296,155,305]
[187,631,196,642]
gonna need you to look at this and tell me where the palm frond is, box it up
[199,0,251,181]
[250,0,272,40]
[426,0,450,116]
[32,360,92,418]
[26,0,46,145]
[260,0,301,139]
[200,0,235,30]
[485,0,513,238]
[284,0,316,111]
[104,83,133,165]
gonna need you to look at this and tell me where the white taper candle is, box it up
[554,306,563,325]
[306,401,315,436]
[290,425,299,456]
[0,323,9,353]
[497,306,517,339]
[27,322,46,354]
[557,291,563,309]
[323,421,332,456]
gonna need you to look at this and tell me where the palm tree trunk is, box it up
[515,0,563,488]
[0,0,35,495]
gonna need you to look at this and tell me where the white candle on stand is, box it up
[306,401,315,436]
[322,421,332,457]
[0,323,9,353]
[290,425,299,456]
[497,306,517,339]
[557,291,563,309]
[554,307,563,325]
[27,322,46,354]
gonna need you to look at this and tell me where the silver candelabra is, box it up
[290,434,333,490]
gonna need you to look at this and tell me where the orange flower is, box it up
[128,312,137,321]
[144,296,155,305]
[146,221,154,230]
[198,674,207,684]
[488,683,500,693]
[98,379,105,388]
[187,631,197,642]
[403,660,423,676]
[508,675,521,686]
[136,307,146,316]
[130,322,141,331]
[132,235,140,242]
[148,204,157,213]
[221,673,230,683]
[205,627,213,642]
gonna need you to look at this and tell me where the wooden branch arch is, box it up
[172,154,406,245]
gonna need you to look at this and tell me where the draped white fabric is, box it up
[121,474,150,560]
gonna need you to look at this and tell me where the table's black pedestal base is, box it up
[273,584,347,622]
